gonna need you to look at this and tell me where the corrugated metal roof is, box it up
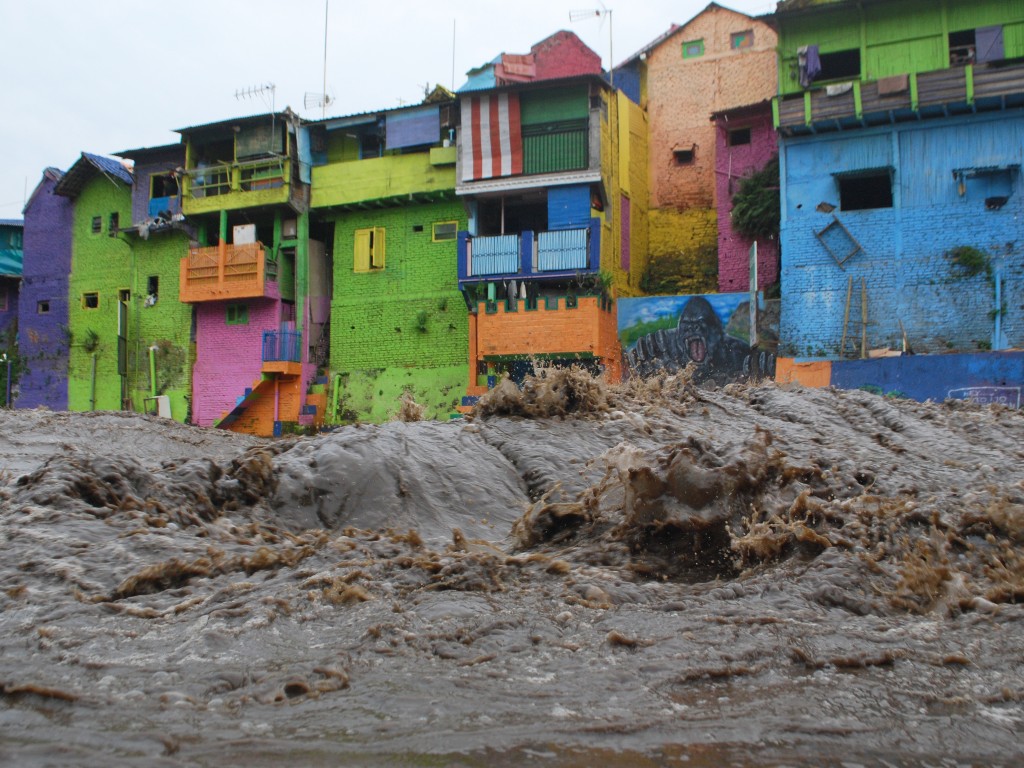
[174,111,293,135]
[54,153,133,198]
[0,219,24,228]
[22,168,64,214]
[113,143,184,159]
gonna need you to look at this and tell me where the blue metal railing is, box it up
[469,234,520,276]
[262,330,302,363]
[538,228,588,272]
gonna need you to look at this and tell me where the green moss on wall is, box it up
[332,364,467,423]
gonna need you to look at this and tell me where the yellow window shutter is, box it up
[371,227,386,269]
[354,229,371,272]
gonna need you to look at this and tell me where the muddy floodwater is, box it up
[1,372,1023,766]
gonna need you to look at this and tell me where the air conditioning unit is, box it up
[233,224,257,245]
[283,219,297,238]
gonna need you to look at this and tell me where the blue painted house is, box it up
[773,0,1024,358]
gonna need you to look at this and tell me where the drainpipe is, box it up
[149,345,159,398]
[90,353,97,410]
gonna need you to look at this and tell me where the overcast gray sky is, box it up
[0,0,775,219]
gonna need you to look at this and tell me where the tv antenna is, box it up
[570,3,614,87]
[235,82,276,111]
[304,91,334,113]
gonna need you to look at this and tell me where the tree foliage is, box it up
[731,154,780,241]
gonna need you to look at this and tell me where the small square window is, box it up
[837,170,893,211]
[728,128,752,146]
[151,172,179,198]
[83,292,99,309]
[673,147,695,165]
[118,289,131,303]
[731,30,753,49]
[354,227,386,272]
[432,221,458,242]
[91,216,102,234]
[37,300,50,315]
[682,39,704,59]
[226,303,249,325]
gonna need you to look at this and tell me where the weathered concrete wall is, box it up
[777,351,1024,408]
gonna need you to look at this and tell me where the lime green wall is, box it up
[335,364,467,423]
[67,178,133,412]
[311,151,456,208]
[777,0,1024,95]
[67,176,192,419]
[328,201,468,423]
[126,233,194,422]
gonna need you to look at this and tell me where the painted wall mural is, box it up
[618,292,777,384]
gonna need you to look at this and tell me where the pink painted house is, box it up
[712,100,779,293]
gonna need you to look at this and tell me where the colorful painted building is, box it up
[54,153,134,413]
[773,0,1024,357]
[456,31,648,397]
[175,111,328,435]
[17,169,72,410]
[111,144,195,421]
[309,93,469,422]
[616,3,778,295]
[711,100,779,293]
[0,218,24,405]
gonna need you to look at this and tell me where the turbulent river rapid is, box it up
[1,370,1022,766]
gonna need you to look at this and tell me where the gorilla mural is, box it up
[624,296,774,385]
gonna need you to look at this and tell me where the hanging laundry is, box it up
[798,45,821,88]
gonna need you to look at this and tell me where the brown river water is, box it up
[1,370,1022,766]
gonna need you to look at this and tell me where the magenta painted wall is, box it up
[191,297,283,426]
[715,106,779,293]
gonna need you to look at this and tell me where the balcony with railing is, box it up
[180,156,292,215]
[458,220,600,285]
[775,61,1024,135]
[261,329,303,375]
[179,242,278,303]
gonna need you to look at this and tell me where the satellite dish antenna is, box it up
[570,2,614,87]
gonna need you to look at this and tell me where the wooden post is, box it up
[841,276,853,358]
[860,277,868,359]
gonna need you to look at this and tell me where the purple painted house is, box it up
[712,101,780,293]
[16,168,73,410]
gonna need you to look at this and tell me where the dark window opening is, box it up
[147,276,159,297]
[37,300,50,315]
[838,172,893,211]
[949,29,976,65]
[91,216,102,234]
[83,292,99,309]
[109,212,119,233]
[412,224,424,233]
[674,148,695,165]
[818,48,860,81]
[118,289,130,303]
[728,128,752,146]
[478,195,547,236]
[151,173,179,198]
[359,131,382,159]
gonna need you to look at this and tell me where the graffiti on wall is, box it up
[947,386,1021,408]
[618,293,777,384]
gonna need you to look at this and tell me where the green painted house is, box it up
[309,92,469,422]
[56,153,136,413]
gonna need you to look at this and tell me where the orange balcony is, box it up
[179,242,275,303]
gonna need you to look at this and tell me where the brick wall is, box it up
[17,173,72,409]
[780,113,1024,357]
[645,7,777,211]
[66,177,133,412]
[715,107,780,293]
[646,208,718,295]
[328,201,469,421]
[471,296,622,382]
[192,298,281,426]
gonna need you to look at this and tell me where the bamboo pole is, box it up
[840,276,853,358]
[860,277,867,359]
